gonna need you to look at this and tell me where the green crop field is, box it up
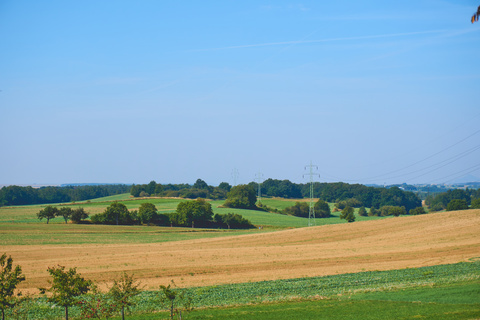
[5,262,479,319]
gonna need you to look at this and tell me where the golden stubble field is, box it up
[8,209,480,293]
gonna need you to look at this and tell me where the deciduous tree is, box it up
[37,205,58,224]
[223,185,257,209]
[314,200,331,218]
[40,265,92,320]
[340,206,355,222]
[0,253,25,320]
[57,207,73,224]
[138,203,158,225]
[446,199,468,211]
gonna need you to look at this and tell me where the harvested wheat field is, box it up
[9,209,480,293]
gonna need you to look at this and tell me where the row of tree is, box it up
[0,253,190,320]
[84,199,254,229]
[424,188,480,211]
[130,179,423,212]
[130,179,231,200]
[0,184,130,206]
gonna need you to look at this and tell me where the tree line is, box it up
[425,188,480,212]
[0,184,130,207]
[130,179,422,212]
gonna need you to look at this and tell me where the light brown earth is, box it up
[8,209,480,293]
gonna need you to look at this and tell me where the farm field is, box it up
[4,208,479,294]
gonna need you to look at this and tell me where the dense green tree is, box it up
[37,206,58,224]
[368,207,378,216]
[446,199,468,211]
[284,202,310,217]
[193,179,209,190]
[358,206,367,216]
[104,202,130,225]
[146,181,157,196]
[70,208,89,224]
[172,199,213,228]
[138,203,158,225]
[0,253,26,320]
[409,207,427,215]
[380,206,406,217]
[91,202,134,225]
[218,182,232,192]
[314,200,331,218]
[471,198,480,209]
[214,213,254,229]
[340,206,355,222]
[223,185,257,209]
[40,265,92,320]
[57,207,73,224]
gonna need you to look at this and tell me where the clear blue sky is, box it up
[1,0,479,186]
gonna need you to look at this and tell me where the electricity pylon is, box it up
[303,161,320,227]
[255,172,264,205]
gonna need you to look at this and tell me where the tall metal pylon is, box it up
[303,161,320,227]
[255,172,264,205]
[231,168,239,186]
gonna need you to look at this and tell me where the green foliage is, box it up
[379,206,406,217]
[425,189,473,209]
[171,199,213,228]
[91,202,134,225]
[358,206,367,216]
[0,184,130,206]
[223,185,257,210]
[41,265,92,320]
[446,199,469,211]
[283,202,309,217]
[409,206,426,215]
[339,206,355,222]
[57,207,73,224]
[138,203,158,225]
[368,207,378,216]
[471,198,480,209]
[335,198,362,210]
[70,207,89,224]
[213,213,254,229]
[314,200,331,218]
[109,272,142,319]
[259,179,303,198]
[0,253,26,318]
[159,281,194,320]
[37,205,58,224]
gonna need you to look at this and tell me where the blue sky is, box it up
[1,0,479,186]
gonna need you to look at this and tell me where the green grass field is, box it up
[0,194,393,245]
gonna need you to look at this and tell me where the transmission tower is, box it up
[303,161,320,227]
[231,168,239,186]
[255,172,264,205]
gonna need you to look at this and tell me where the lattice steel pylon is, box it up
[231,168,239,186]
[303,161,320,227]
[255,172,264,205]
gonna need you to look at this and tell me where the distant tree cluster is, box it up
[425,189,479,211]
[87,199,254,229]
[283,199,331,218]
[130,179,231,200]
[248,180,421,212]
[223,185,258,210]
[37,206,89,224]
[0,184,130,207]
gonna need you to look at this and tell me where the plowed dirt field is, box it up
[8,209,480,292]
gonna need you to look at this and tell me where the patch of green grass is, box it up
[0,223,265,245]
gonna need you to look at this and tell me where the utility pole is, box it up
[255,172,264,205]
[231,168,239,186]
[303,161,320,227]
